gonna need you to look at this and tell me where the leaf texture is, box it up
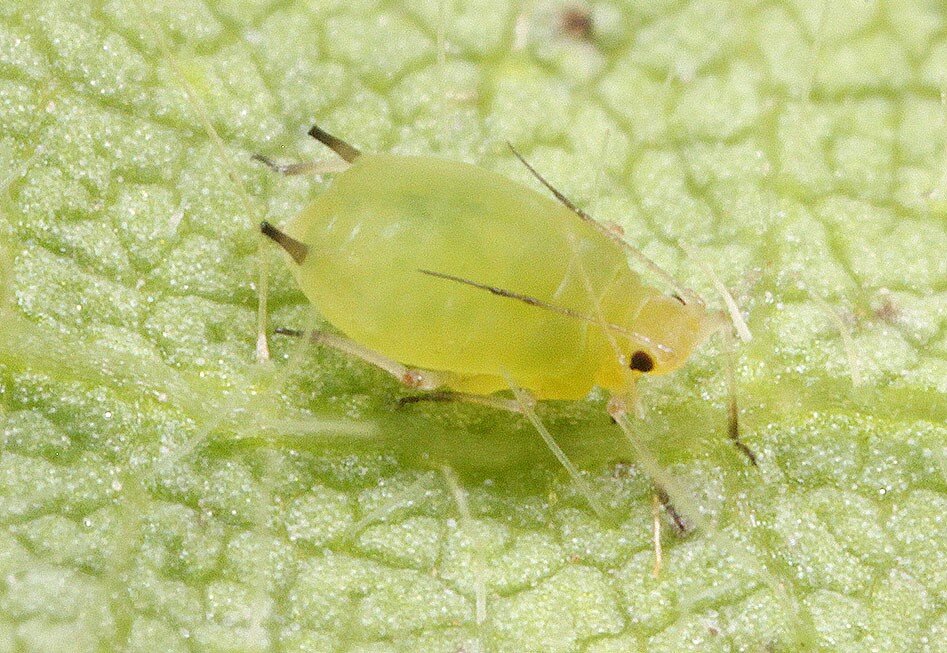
[0,1,945,651]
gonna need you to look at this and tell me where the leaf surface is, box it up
[1,1,945,651]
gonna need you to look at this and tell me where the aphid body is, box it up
[278,151,711,401]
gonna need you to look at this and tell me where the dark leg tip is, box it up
[656,488,692,535]
[396,396,423,408]
[736,441,759,467]
[397,392,453,408]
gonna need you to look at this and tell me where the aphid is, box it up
[256,124,755,531]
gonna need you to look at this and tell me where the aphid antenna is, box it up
[679,243,753,343]
[506,142,702,305]
[419,268,674,356]
[308,124,362,163]
[586,128,612,219]
[136,3,272,363]
[799,280,863,388]
[566,237,629,367]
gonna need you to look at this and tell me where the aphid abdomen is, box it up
[285,154,638,398]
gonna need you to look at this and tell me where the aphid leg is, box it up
[651,493,663,577]
[399,390,521,413]
[719,323,758,466]
[499,374,612,521]
[251,154,350,176]
[406,378,613,522]
[649,486,692,578]
[274,327,447,391]
[631,391,645,420]
[608,394,694,573]
[308,124,362,163]
[607,394,697,531]
[655,486,688,533]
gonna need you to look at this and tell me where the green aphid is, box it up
[257,125,754,533]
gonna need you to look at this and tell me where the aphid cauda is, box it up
[256,124,755,532]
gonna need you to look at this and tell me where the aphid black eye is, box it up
[629,350,655,373]
[670,293,686,305]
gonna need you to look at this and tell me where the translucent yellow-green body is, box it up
[285,154,704,400]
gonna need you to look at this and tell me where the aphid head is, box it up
[624,293,709,376]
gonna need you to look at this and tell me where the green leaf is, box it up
[1,1,945,651]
